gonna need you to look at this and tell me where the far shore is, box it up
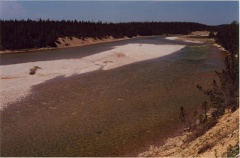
[0,35,138,55]
[0,31,210,55]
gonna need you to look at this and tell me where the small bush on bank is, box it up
[226,143,239,157]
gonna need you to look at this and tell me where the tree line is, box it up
[0,19,214,50]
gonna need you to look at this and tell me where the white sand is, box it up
[165,36,204,44]
[165,37,179,40]
[0,43,185,110]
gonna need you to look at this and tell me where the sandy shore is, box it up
[0,41,185,110]
[165,36,205,44]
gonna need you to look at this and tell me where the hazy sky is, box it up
[0,1,239,25]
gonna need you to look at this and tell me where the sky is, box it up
[0,1,239,25]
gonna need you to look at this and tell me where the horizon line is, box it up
[1,18,237,26]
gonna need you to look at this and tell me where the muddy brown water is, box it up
[0,37,225,156]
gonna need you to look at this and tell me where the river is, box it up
[0,36,225,156]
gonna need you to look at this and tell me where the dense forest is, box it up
[0,19,214,50]
[216,21,239,55]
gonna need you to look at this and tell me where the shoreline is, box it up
[0,36,131,54]
[0,31,213,55]
[0,33,202,55]
[0,35,144,55]
[138,109,239,157]
[0,36,186,110]
[1,38,223,156]
[137,34,238,157]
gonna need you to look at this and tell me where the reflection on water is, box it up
[0,38,225,156]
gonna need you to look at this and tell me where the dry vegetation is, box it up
[138,109,239,157]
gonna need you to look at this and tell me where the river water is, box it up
[0,37,225,156]
[1,36,192,65]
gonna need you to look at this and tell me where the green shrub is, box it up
[227,143,239,157]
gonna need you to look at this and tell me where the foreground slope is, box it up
[138,109,239,157]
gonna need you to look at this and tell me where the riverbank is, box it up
[56,36,131,48]
[0,36,134,54]
[165,31,215,44]
[0,31,209,55]
[0,37,185,110]
[138,33,239,157]
[138,109,239,157]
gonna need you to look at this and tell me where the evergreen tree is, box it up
[197,21,239,117]
[0,19,212,50]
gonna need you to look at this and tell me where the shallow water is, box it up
[0,37,225,156]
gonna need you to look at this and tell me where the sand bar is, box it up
[0,41,185,110]
[165,36,204,44]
